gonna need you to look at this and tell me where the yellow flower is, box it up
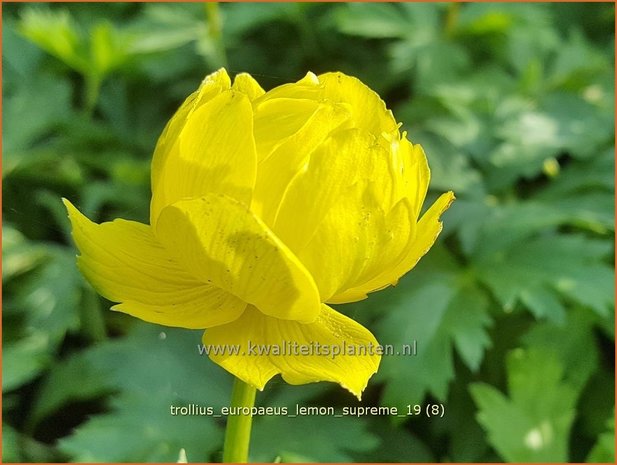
[64,69,454,399]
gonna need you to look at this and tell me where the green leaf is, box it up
[587,413,615,463]
[519,285,566,325]
[540,149,614,198]
[487,92,612,182]
[335,3,411,39]
[476,233,614,319]
[440,197,492,254]
[1,422,59,462]
[250,415,379,462]
[14,247,82,345]
[554,265,615,318]
[549,29,612,91]
[2,423,22,462]
[2,17,44,88]
[430,371,490,462]
[354,418,434,462]
[535,150,615,234]
[90,21,130,75]
[458,3,515,35]
[405,131,484,196]
[2,72,73,155]
[376,284,453,407]
[549,193,615,234]
[1,226,48,283]
[540,93,613,158]
[18,8,89,73]
[220,2,297,39]
[3,243,82,391]
[457,194,612,260]
[576,366,615,445]
[58,392,222,462]
[522,308,600,393]
[40,325,229,462]
[27,343,113,427]
[505,6,560,76]
[391,40,471,87]
[2,335,52,392]
[374,247,492,409]
[470,349,578,462]
[447,288,492,370]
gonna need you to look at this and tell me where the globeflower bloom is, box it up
[64,69,454,399]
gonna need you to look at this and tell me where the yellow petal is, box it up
[253,98,324,163]
[202,306,278,389]
[63,199,246,329]
[399,137,431,218]
[203,304,380,399]
[297,182,414,302]
[384,190,455,282]
[253,71,323,103]
[251,101,350,225]
[232,72,265,102]
[150,86,256,226]
[273,129,397,254]
[156,194,321,323]
[318,71,398,137]
[150,69,231,211]
[330,191,455,303]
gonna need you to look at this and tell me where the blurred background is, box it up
[2,2,615,463]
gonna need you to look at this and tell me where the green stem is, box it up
[444,2,460,38]
[293,3,319,60]
[205,2,228,68]
[81,287,107,343]
[84,73,102,116]
[223,377,256,463]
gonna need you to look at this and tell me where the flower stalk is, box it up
[205,2,228,68]
[84,72,102,116]
[222,377,257,463]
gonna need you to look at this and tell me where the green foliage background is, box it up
[2,2,615,463]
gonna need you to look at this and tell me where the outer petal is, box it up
[296,183,414,302]
[63,199,246,329]
[150,85,257,225]
[203,304,380,399]
[150,68,231,220]
[398,136,431,218]
[329,191,455,303]
[156,194,321,323]
[273,129,398,254]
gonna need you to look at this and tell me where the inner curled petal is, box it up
[251,99,351,226]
